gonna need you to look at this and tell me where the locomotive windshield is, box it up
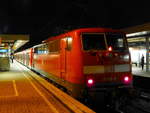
[82,34,106,50]
[82,33,128,52]
[105,33,128,51]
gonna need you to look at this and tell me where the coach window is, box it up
[48,40,60,53]
[43,44,49,54]
[38,46,43,54]
[34,47,38,54]
[66,37,72,51]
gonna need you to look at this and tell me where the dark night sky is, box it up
[0,0,150,49]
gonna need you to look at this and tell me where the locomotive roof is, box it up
[43,27,124,43]
[72,27,123,33]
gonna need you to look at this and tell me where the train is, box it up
[15,28,133,99]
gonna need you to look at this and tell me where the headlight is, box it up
[120,54,129,61]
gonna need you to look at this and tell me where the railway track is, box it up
[119,95,150,113]
[118,82,150,113]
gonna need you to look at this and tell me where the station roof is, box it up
[0,35,29,52]
[121,23,150,34]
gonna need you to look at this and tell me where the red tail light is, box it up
[87,78,94,86]
[123,76,130,84]
[124,76,129,81]
[88,79,93,84]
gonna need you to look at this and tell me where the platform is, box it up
[0,60,95,113]
[132,65,150,77]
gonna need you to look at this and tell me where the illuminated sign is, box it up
[0,49,8,52]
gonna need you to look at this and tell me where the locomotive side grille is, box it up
[83,65,104,74]
[84,64,130,74]
[114,64,130,72]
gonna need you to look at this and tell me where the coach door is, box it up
[60,38,67,80]
[60,37,72,80]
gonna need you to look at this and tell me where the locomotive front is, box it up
[80,30,132,95]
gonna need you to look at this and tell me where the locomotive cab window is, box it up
[82,33,106,51]
[105,33,128,52]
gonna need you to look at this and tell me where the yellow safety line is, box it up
[13,80,19,96]
[21,69,60,113]
[0,80,18,98]
[0,95,17,98]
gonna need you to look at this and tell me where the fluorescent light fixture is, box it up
[127,37,145,42]
[13,40,29,51]
[126,31,150,37]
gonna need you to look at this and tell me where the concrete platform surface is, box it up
[0,61,95,113]
[132,65,150,78]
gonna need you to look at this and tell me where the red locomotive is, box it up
[15,28,132,99]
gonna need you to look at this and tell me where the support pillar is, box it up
[146,36,149,72]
